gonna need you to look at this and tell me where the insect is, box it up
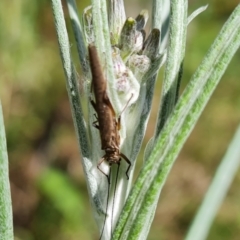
[88,44,132,239]
[88,44,131,182]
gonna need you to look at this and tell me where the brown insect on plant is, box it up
[88,43,132,239]
[88,44,131,182]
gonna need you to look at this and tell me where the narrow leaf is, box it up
[0,101,13,240]
[185,124,240,240]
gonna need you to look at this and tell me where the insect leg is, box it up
[92,113,100,129]
[119,153,131,179]
[90,98,98,112]
[117,93,134,131]
[119,93,134,115]
[90,99,100,128]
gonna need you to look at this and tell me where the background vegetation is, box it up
[0,0,240,239]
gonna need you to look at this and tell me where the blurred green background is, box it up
[1,0,240,240]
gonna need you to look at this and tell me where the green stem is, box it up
[154,0,188,140]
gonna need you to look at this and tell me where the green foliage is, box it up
[36,168,91,240]
[37,168,84,224]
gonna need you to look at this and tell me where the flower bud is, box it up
[119,18,143,60]
[142,28,161,60]
[128,54,151,80]
[135,10,149,31]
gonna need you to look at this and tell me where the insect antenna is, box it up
[99,168,111,240]
[111,163,121,238]
[119,93,134,116]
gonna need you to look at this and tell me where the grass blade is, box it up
[185,124,240,240]
[0,101,13,240]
